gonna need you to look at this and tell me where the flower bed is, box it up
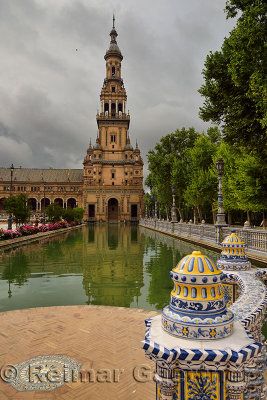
[0,221,81,240]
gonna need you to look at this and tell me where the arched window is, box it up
[111,103,116,117]
[112,66,115,76]
[104,103,109,116]
[118,103,122,116]
[125,154,128,159]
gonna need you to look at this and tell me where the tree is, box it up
[4,194,31,225]
[199,0,266,157]
[46,204,63,222]
[184,134,218,223]
[62,207,85,223]
[216,142,267,224]
[147,127,199,218]
[73,207,85,222]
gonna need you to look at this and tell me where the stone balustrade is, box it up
[140,218,267,253]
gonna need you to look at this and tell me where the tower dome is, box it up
[162,251,234,340]
[217,230,251,271]
[104,17,123,61]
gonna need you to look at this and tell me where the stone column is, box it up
[122,100,125,114]
[116,100,118,115]
[109,100,111,115]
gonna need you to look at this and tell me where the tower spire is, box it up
[113,14,115,29]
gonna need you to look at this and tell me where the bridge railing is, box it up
[140,219,267,253]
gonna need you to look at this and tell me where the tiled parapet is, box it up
[142,245,267,400]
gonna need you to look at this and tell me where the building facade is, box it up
[0,21,144,223]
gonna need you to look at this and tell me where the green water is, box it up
[0,224,264,333]
[0,224,222,312]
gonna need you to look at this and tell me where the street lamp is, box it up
[154,194,157,220]
[215,158,227,227]
[43,181,46,225]
[171,185,177,222]
[7,163,14,230]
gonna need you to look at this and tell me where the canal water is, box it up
[0,224,223,312]
[0,224,263,316]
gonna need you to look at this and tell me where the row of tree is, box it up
[145,0,266,225]
[4,194,84,225]
[145,126,266,225]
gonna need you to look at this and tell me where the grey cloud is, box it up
[0,0,236,179]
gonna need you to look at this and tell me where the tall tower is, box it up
[83,18,144,222]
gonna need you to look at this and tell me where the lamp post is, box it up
[145,204,148,219]
[154,195,157,220]
[7,164,14,230]
[215,158,227,242]
[216,158,227,225]
[171,185,177,222]
[43,181,46,225]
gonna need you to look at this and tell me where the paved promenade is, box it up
[0,305,158,400]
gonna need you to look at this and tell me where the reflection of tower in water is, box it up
[82,225,145,307]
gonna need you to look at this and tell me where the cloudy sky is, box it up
[0,0,236,176]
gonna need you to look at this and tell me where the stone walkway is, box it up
[0,305,266,399]
[0,305,158,400]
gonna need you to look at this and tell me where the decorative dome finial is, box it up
[217,231,251,271]
[162,251,234,340]
[104,16,123,61]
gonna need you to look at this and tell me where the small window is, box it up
[112,66,115,76]
[111,135,116,142]
[125,180,128,184]
[125,154,128,159]
[112,151,114,154]
[125,172,128,176]
[112,87,115,92]
[112,145,114,148]
[112,182,114,185]
[112,173,115,179]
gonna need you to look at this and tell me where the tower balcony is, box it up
[97,112,130,119]
[96,113,130,124]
